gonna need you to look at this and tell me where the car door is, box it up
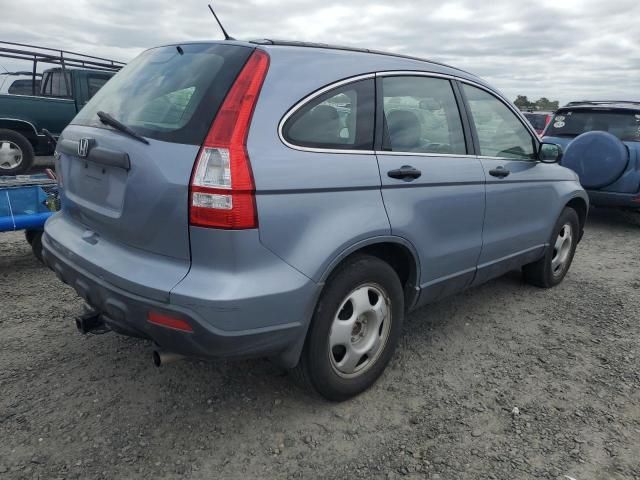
[376,74,485,304]
[459,82,560,285]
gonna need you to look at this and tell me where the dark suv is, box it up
[543,101,640,211]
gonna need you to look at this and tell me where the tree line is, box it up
[514,96,559,111]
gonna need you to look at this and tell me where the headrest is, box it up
[387,110,422,150]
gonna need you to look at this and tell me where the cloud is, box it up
[1,0,638,103]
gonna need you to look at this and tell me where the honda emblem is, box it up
[78,138,90,158]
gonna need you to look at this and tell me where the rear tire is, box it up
[0,129,35,175]
[292,254,404,401]
[30,231,44,264]
[523,207,579,288]
[25,229,37,245]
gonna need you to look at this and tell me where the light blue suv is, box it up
[43,40,588,400]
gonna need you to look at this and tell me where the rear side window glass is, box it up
[283,79,375,150]
[463,84,536,160]
[382,76,466,154]
[87,75,110,98]
[72,44,253,145]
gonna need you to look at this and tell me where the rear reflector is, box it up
[189,49,270,229]
[147,311,193,333]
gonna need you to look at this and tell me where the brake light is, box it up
[189,50,270,229]
[147,311,193,333]
[545,114,552,126]
[542,114,552,134]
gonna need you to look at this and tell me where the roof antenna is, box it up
[208,3,235,40]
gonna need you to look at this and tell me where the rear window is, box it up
[8,79,40,95]
[86,74,111,99]
[73,43,253,145]
[546,110,640,142]
[523,113,549,131]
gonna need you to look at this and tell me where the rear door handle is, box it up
[489,166,510,178]
[388,165,422,181]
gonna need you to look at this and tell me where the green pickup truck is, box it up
[0,41,125,174]
[0,68,117,174]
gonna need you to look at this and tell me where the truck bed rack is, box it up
[0,40,125,96]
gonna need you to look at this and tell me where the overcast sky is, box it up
[1,0,638,104]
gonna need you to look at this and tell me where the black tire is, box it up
[0,129,35,175]
[25,229,37,245]
[523,207,580,288]
[292,254,404,401]
[30,231,44,264]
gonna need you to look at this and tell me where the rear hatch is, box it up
[52,43,253,297]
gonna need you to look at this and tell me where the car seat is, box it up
[387,110,422,151]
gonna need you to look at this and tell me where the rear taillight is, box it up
[189,50,270,229]
[543,114,552,132]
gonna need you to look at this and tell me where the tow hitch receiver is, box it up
[75,310,110,335]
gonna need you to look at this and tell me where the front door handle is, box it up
[489,166,510,178]
[388,165,422,181]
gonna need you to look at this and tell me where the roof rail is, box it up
[564,100,640,107]
[250,39,474,76]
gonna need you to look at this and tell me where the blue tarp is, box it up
[0,174,56,232]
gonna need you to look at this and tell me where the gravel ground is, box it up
[1,209,639,480]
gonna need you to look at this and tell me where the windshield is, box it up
[72,43,252,145]
[546,109,640,142]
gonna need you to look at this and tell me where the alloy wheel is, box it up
[0,140,23,170]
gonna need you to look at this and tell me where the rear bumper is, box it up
[587,190,640,209]
[42,229,319,363]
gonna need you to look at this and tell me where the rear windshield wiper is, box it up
[97,111,150,145]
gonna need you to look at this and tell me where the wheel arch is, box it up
[275,236,421,370]
[319,236,421,310]
[0,118,39,145]
[566,195,588,241]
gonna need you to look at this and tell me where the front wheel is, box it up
[293,255,404,401]
[523,207,580,288]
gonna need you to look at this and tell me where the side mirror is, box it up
[539,142,563,163]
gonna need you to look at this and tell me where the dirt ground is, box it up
[1,209,639,480]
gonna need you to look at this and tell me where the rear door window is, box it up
[72,44,253,145]
[381,76,467,154]
[463,84,536,160]
[282,79,375,150]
